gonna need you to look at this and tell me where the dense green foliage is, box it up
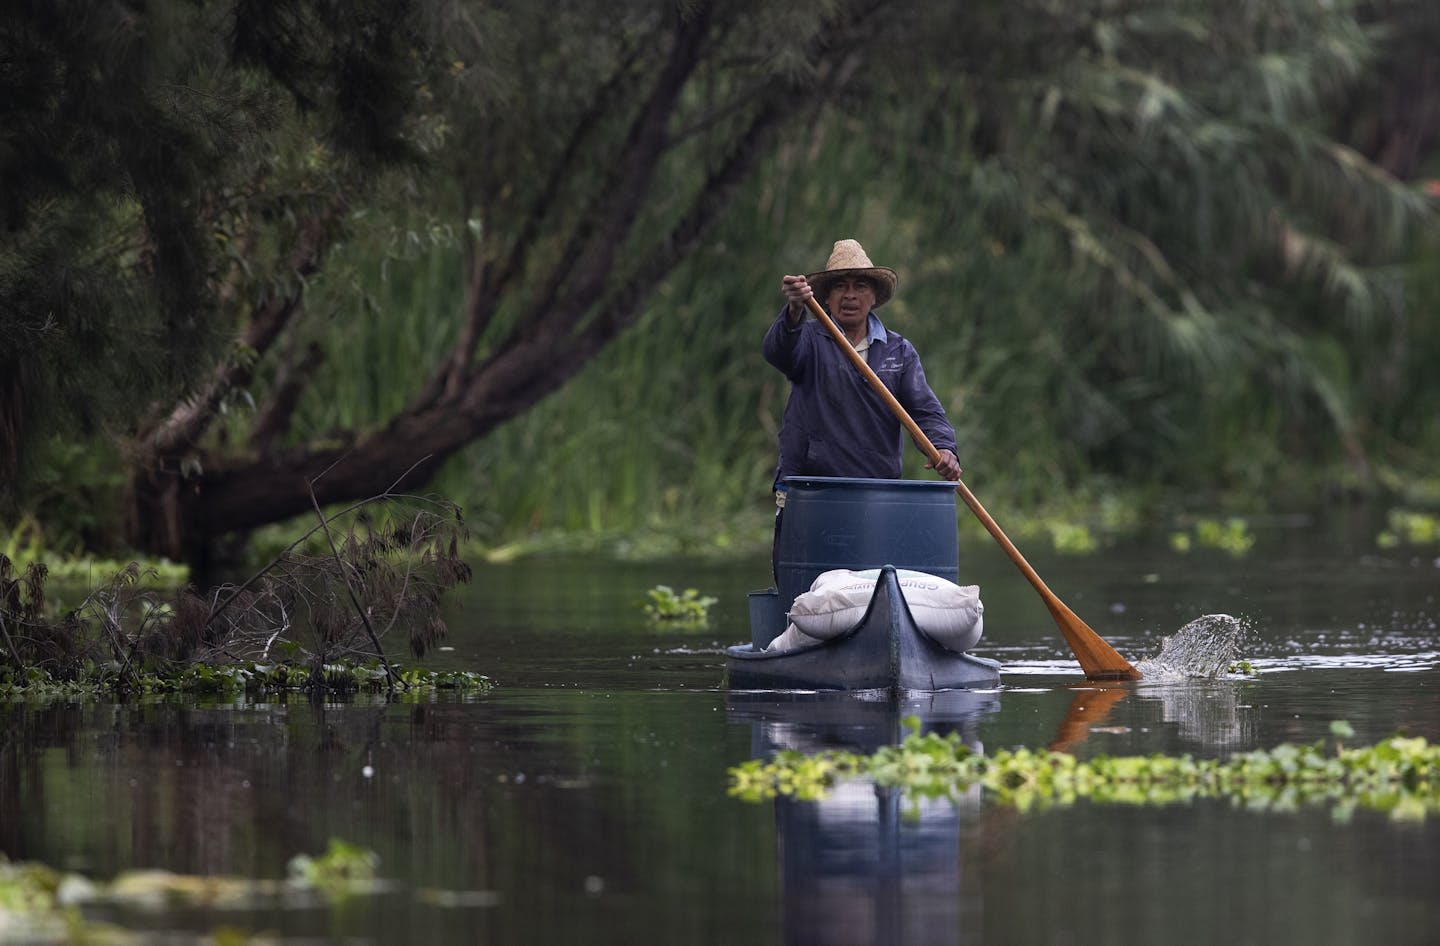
[2,0,1437,564]
[0,0,428,500]
[303,0,1440,550]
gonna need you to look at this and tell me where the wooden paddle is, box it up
[802,295,1141,680]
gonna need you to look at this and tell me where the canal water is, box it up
[2,512,1437,944]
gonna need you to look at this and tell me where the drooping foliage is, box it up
[857,2,1431,488]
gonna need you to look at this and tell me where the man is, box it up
[764,239,962,486]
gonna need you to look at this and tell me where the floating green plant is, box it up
[1047,522,1098,554]
[0,661,492,701]
[642,584,717,624]
[1376,508,1440,548]
[0,840,384,942]
[729,719,1440,821]
[286,838,382,899]
[1169,517,1255,555]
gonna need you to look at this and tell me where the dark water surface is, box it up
[3,514,1438,945]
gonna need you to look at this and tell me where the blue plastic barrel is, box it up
[776,476,959,613]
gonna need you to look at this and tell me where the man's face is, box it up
[825,277,875,335]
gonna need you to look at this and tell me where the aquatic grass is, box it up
[2,518,189,591]
[729,719,1440,820]
[471,504,773,563]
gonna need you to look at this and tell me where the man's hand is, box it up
[926,449,962,482]
[781,274,812,323]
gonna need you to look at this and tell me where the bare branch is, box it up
[204,455,439,626]
[305,479,398,693]
[524,5,716,338]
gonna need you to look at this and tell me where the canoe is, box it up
[726,476,1000,692]
[726,564,1001,691]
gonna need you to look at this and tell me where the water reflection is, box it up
[727,691,999,946]
[1139,678,1257,745]
[1046,685,1131,753]
[1048,678,1258,751]
[720,677,1287,946]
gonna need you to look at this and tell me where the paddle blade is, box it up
[1046,600,1142,680]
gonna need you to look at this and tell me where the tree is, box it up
[130,2,886,563]
[862,2,1434,487]
[1,0,429,547]
[3,0,1432,572]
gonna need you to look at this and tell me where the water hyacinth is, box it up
[642,585,718,625]
[0,840,385,942]
[729,720,1440,821]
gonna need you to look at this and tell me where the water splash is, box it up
[1136,613,1250,679]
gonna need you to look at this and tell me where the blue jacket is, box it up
[763,307,957,484]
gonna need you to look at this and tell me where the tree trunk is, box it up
[121,3,834,577]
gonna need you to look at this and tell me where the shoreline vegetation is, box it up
[0,492,490,701]
[5,482,1439,700]
[6,501,1437,701]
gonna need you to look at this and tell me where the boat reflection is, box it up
[727,690,1001,946]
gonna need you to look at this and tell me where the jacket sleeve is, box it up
[896,346,958,456]
[762,307,808,381]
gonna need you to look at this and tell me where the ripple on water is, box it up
[1248,652,1439,673]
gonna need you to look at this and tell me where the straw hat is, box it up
[807,239,899,307]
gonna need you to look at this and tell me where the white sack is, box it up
[763,622,826,654]
[788,568,984,652]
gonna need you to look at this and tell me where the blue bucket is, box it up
[775,475,959,618]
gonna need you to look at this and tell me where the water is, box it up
[1135,613,1250,679]
[2,513,1438,944]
